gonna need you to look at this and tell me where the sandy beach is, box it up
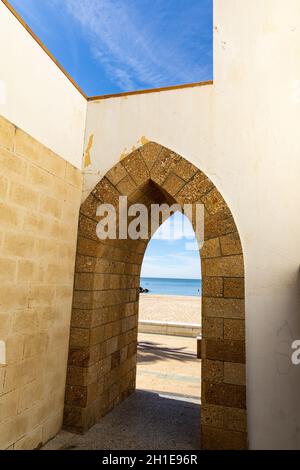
[139,294,201,324]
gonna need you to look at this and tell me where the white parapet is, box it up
[138,320,201,338]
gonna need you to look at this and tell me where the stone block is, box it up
[3,233,35,258]
[12,309,39,334]
[203,338,245,363]
[65,164,82,189]
[121,149,149,186]
[14,425,43,450]
[92,177,120,206]
[202,317,224,339]
[39,194,62,219]
[116,175,136,196]
[0,148,28,183]
[90,326,105,346]
[202,425,247,450]
[223,406,247,432]
[202,188,230,216]
[202,255,244,277]
[0,201,23,229]
[18,379,43,413]
[202,359,224,383]
[204,211,236,239]
[0,413,30,449]
[203,382,246,409]
[42,412,63,445]
[201,404,224,429]
[0,115,15,150]
[173,158,198,181]
[202,277,223,297]
[106,162,128,186]
[150,147,181,185]
[0,389,19,422]
[15,128,43,165]
[220,232,242,256]
[0,312,12,336]
[201,404,247,434]
[176,171,213,204]
[224,278,244,299]
[163,173,185,196]
[201,237,221,258]
[3,358,42,394]
[203,297,245,319]
[0,285,28,310]
[0,174,8,200]
[69,328,90,348]
[139,142,162,170]
[0,258,16,283]
[224,362,246,386]
[224,319,245,340]
[23,332,48,359]
[28,285,56,308]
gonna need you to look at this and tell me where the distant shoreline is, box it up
[140,293,201,300]
[141,277,201,281]
[140,277,201,297]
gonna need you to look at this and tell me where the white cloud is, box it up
[141,250,201,279]
[152,212,196,240]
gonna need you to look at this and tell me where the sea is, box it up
[140,277,202,297]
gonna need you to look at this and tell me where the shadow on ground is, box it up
[137,340,196,364]
[43,390,201,450]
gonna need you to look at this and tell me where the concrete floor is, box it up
[43,333,201,450]
[43,390,200,450]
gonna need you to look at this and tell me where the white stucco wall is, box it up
[0,2,86,168]
[83,84,213,200]
[212,0,300,450]
[83,0,300,449]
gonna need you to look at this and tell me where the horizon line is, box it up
[141,276,202,280]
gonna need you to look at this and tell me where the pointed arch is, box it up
[64,142,247,450]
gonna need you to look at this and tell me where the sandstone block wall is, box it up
[0,115,82,449]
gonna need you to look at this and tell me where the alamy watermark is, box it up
[95,196,204,251]
[291,340,300,365]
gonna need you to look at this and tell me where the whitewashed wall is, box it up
[212,0,300,450]
[84,0,300,449]
[0,2,86,168]
[84,84,213,200]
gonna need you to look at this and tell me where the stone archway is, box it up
[63,142,247,450]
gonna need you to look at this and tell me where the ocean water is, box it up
[140,277,202,297]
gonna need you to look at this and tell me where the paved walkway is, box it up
[43,333,201,450]
[137,333,201,400]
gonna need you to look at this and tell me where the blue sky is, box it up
[141,213,201,279]
[9,0,213,96]
[9,0,209,278]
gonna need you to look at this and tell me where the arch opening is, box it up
[136,211,202,449]
[64,142,247,450]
